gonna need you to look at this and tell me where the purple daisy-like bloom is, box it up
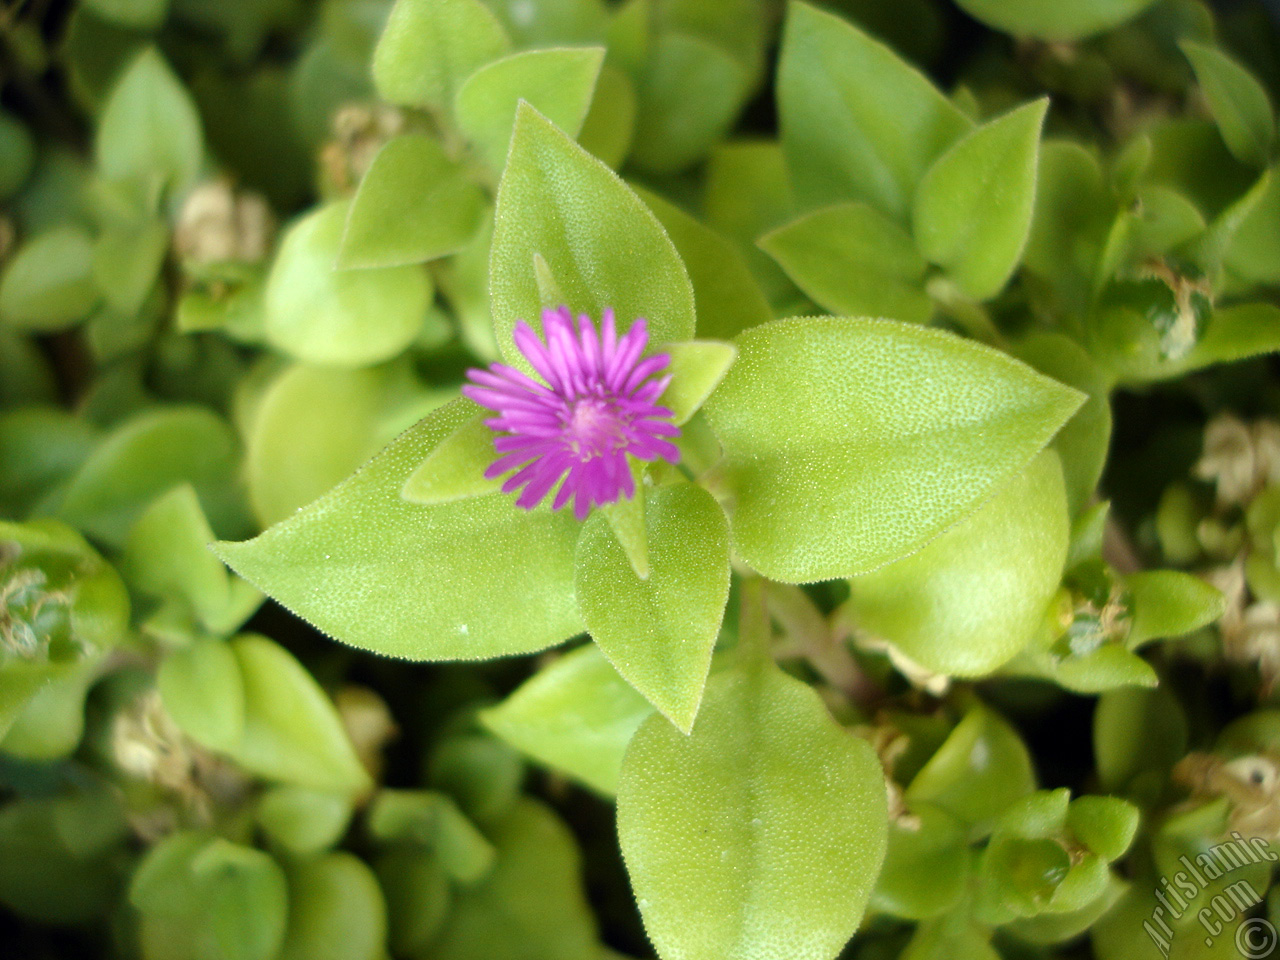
[462,307,681,521]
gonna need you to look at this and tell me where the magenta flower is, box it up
[462,307,681,521]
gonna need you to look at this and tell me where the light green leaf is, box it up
[193,841,289,960]
[1125,570,1225,648]
[95,47,203,204]
[57,407,247,548]
[778,1,971,219]
[401,408,503,506]
[952,0,1158,41]
[701,317,1084,582]
[871,804,971,921]
[1012,332,1114,516]
[367,790,496,882]
[265,201,432,368]
[278,853,387,960]
[848,450,1069,677]
[216,400,584,662]
[578,64,636,168]
[481,643,652,795]
[455,47,604,172]
[225,633,370,793]
[0,226,99,332]
[158,638,245,753]
[257,786,354,856]
[1002,643,1158,695]
[913,98,1048,301]
[576,482,729,732]
[427,799,598,960]
[634,186,772,340]
[760,202,932,323]
[376,848,451,957]
[1093,686,1187,797]
[489,103,694,365]
[372,0,511,112]
[1181,41,1276,169]
[244,360,440,527]
[661,341,736,426]
[485,0,608,46]
[339,134,487,269]
[92,218,168,317]
[122,485,262,634]
[906,704,1036,834]
[630,32,750,175]
[617,657,888,960]
[1225,166,1280,284]
[83,0,169,30]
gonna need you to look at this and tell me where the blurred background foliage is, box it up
[2,0,1280,958]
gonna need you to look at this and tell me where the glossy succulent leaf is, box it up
[193,840,289,960]
[634,186,772,340]
[265,201,433,368]
[367,790,496,882]
[870,803,971,920]
[1181,41,1276,169]
[575,482,729,732]
[216,400,584,661]
[481,643,652,795]
[905,704,1036,834]
[372,0,512,111]
[578,64,636,168]
[913,98,1048,301]
[1125,570,1225,648]
[952,0,1158,41]
[455,47,604,172]
[489,103,695,367]
[339,134,487,269]
[778,1,971,219]
[701,317,1084,582]
[1093,686,1187,798]
[618,657,887,960]
[760,201,932,323]
[847,451,1069,677]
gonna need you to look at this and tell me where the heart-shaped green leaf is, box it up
[576,482,729,732]
[847,450,1069,677]
[661,340,737,425]
[339,134,487,269]
[1181,41,1276,168]
[617,657,888,960]
[635,186,772,340]
[216,399,584,662]
[778,1,971,219]
[760,201,932,323]
[913,98,1048,301]
[489,103,694,367]
[481,643,653,795]
[455,47,604,173]
[701,317,1084,582]
[952,0,1157,40]
[372,0,511,112]
[264,201,432,368]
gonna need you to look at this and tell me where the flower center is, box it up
[564,395,627,459]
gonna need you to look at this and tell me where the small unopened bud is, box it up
[321,103,406,193]
[174,178,274,266]
[1196,414,1280,508]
